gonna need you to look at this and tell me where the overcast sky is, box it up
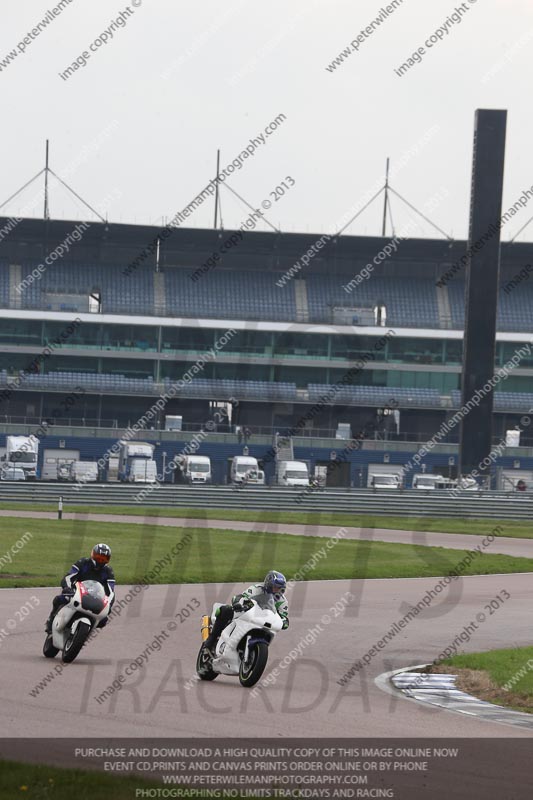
[2,0,533,242]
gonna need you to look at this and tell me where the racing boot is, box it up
[203,605,233,657]
[44,612,55,634]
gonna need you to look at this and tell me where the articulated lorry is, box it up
[5,435,39,480]
[118,441,157,483]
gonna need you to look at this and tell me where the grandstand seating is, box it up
[16,371,156,394]
[308,384,443,408]
[2,258,533,332]
[164,268,297,321]
[5,220,533,458]
[451,389,533,412]
[15,262,155,316]
[0,268,9,307]
[0,369,443,406]
[497,284,533,332]
[6,262,299,322]
[1,367,533,415]
[0,370,298,402]
[306,274,440,328]
[447,279,533,333]
[447,280,465,329]
[162,376,298,401]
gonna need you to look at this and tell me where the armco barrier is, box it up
[0,483,532,520]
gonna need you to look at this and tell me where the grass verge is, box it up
[1,517,533,588]
[0,501,531,539]
[431,646,533,714]
[0,759,165,800]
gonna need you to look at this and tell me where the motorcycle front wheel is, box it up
[239,641,269,688]
[196,644,218,681]
[62,623,90,663]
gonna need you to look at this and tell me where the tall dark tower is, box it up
[459,109,507,479]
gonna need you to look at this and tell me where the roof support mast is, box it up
[44,140,50,220]
[214,149,220,229]
[381,157,389,237]
[0,139,106,222]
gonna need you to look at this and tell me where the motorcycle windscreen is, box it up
[253,593,277,612]
[80,580,106,613]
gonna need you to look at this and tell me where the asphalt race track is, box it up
[2,574,533,740]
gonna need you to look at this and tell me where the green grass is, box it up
[0,759,256,800]
[2,516,533,589]
[0,759,163,800]
[1,501,532,539]
[443,646,533,691]
[0,760,255,800]
[439,646,533,713]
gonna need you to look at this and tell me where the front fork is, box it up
[243,635,251,666]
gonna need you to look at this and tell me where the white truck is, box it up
[69,461,98,483]
[277,460,310,487]
[412,473,446,490]
[5,435,39,480]
[369,473,400,489]
[57,462,72,481]
[118,441,157,483]
[176,454,212,484]
[229,455,265,485]
[0,466,25,481]
[457,476,481,491]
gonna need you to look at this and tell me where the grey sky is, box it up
[1,0,532,241]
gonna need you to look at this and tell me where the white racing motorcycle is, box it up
[43,580,114,663]
[196,596,283,687]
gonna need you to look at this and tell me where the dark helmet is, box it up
[91,543,111,569]
[264,570,286,596]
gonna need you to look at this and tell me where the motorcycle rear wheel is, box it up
[196,644,218,681]
[43,635,59,658]
[62,623,90,663]
[239,641,268,688]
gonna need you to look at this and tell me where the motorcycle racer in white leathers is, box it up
[204,570,289,655]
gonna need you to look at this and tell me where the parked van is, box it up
[230,456,265,485]
[176,455,212,484]
[128,459,157,483]
[277,460,310,487]
[69,462,98,483]
[370,473,400,489]
[0,466,26,481]
[413,474,446,490]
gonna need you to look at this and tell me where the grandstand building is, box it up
[1,215,533,487]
